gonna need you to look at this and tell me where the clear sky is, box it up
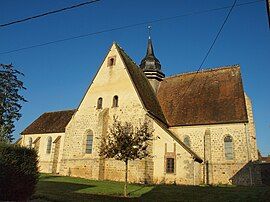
[0,0,269,155]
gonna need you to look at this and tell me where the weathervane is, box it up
[147,25,152,39]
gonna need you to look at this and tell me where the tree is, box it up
[0,64,26,143]
[99,116,153,197]
[0,143,39,201]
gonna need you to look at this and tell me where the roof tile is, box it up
[21,109,76,134]
[157,66,248,126]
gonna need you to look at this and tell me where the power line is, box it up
[0,0,263,55]
[0,0,100,28]
[180,0,238,101]
[266,0,270,28]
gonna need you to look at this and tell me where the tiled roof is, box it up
[21,109,76,135]
[157,66,248,126]
[116,44,167,124]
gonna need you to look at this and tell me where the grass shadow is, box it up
[39,173,62,181]
[33,174,270,202]
[32,180,139,201]
[139,184,270,202]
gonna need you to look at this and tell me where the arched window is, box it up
[224,135,234,160]
[86,131,93,154]
[28,137,33,148]
[107,56,116,67]
[183,136,191,148]
[46,136,52,154]
[109,58,114,66]
[112,95,118,107]
[97,97,103,109]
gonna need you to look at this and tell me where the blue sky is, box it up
[0,0,269,155]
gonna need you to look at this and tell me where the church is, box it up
[20,37,258,185]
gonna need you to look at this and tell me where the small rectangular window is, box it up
[107,56,116,66]
[46,137,52,154]
[97,97,103,109]
[86,135,93,154]
[166,158,175,173]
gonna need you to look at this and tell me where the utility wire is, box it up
[0,0,263,55]
[180,0,238,101]
[0,0,100,28]
[266,0,270,28]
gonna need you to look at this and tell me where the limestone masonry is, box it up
[20,39,259,185]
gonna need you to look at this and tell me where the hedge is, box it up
[0,143,39,201]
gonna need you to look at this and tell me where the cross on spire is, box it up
[148,25,152,39]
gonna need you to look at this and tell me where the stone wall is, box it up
[245,94,258,161]
[152,121,201,185]
[21,133,64,173]
[231,162,270,186]
[59,43,154,182]
[169,122,256,184]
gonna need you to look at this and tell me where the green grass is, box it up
[31,174,270,202]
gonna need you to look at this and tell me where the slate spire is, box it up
[140,37,161,71]
[139,28,165,93]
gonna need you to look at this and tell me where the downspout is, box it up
[245,123,253,186]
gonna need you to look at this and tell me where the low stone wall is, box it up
[230,162,270,186]
[260,163,270,186]
[59,158,154,183]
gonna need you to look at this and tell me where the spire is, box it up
[139,27,165,93]
[140,30,162,71]
[146,37,155,56]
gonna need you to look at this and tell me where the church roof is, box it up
[116,44,167,124]
[157,65,248,126]
[21,109,76,135]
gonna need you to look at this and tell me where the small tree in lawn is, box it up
[99,116,153,197]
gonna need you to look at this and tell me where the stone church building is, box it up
[20,38,258,185]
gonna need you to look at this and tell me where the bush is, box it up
[0,143,39,201]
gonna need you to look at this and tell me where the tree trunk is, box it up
[124,159,128,197]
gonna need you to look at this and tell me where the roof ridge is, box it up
[43,109,76,114]
[116,43,167,124]
[114,43,139,67]
[165,64,240,79]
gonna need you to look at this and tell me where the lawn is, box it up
[31,174,270,202]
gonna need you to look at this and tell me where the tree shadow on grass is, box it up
[32,181,139,202]
[39,174,62,181]
[139,184,270,202]
[128,186,147,195]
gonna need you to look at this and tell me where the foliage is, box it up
[99,116,153,161]
[99,116,153,197]
[0,143,39,201]
[0,63,27,143]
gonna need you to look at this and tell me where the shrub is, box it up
[0,143,39,201]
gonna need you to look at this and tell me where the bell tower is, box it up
[140,27,165,93]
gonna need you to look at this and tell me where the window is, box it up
[97,97,103,109]
[46,136,52,154]
[183,136,191,148]
[166,158,175,173]
[224,135,234,160]
[86,134,93,154]
[107,56,116,66]
[112,95,118,107]
[28,137,33,148]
